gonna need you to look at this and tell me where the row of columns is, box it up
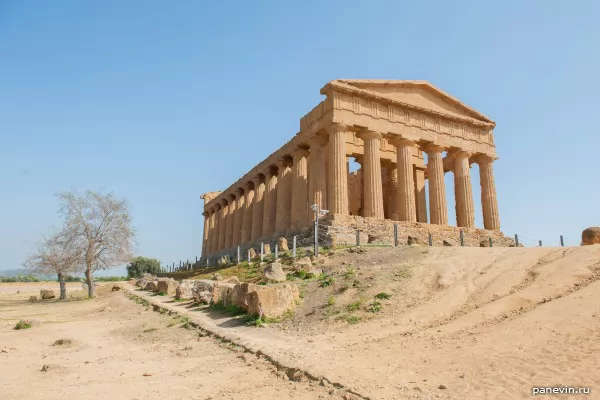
[202,123,500,258]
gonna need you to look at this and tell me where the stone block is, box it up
[231,282,259,310]
[157,278,179,295]
[278,237,289,251]
[144,281,158,292]
[40,289,55,299]
[211,281,237,306]
[582,227,600,245]
[175,280,195,300]
[249,248,257,259]
[192,279,215,303]
[246,283,300,319]
[263,262,287,283]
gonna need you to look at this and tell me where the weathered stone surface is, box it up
[367,234,384,244]
[157,278,179,295]
[223,276,240,284]
[263,243,271,255]
[582,227,600,246]
[137,273,156,289]
[175,280,196,300]
[246,283,300,319]
[231,282,259,310]
[144,281,158,292]
[278,237,289,251]
[443,240,454,247]
[40,289,55,299]
[293,256,312,271]
[211,281,237,306]
[249,248,257,260]
[28,296,38,302]
[196,291,212,304]
[212,273,223,281]
[191,279,214,303]
[263,262,286,283]
[407,236,425,245]
[480,239,491,247]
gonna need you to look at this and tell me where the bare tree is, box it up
[57,190,135,297]
[23,228,83,300]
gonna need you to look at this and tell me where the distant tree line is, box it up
[0,274,41,283]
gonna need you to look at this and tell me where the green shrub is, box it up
[347,301,362,312]
[319,275,335,287]
[14,320,32,330]
[375,292,391,300]
[126,256,161,279]
[367,301,382,313]
[327,295,336,306]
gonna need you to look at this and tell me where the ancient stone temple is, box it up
[201,80,514,259]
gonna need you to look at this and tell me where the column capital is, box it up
[475,153,498,165]
[220,198,229,206]
[390,136,415,147]
[276,157,292,169]
[326,123,348,135]
[252,174,265,185]
[356,130,382,141]
[307,134,328,147]
[228,192,238,200]
[292,147,310,159]
[423,143,446,154]
[235,187,245,196]
[450,150,472,160]
[265,166,278,177]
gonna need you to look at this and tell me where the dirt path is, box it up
[0,287,345,400]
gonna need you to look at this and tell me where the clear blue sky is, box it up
[1,0,599,275]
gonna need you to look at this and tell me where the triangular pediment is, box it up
[328,79,493,125]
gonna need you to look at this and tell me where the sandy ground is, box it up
[0,282,84,295]
[2,245,599,400]
[125,246,600,400]
[0,286,346,400]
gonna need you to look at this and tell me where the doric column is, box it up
[217,201,227,252]
[358,130,384,219]
[202,211,209,258]
[233,188,244,247]
[393,138,417,222]
[327,124,349,215]
[478,155,500,230]
[453,151,475,228]
[308,135,328,215]
[251,176,265,242]
[275,159,292,234]
[384,161,399,220]
[291,148,310,230]
[208,209,216,255]
[425,145,448,225]
[355,156,365,216]
[262,167,278,238]
[225,195,236,249]
[242,182,254,244]
[414,167,427,223]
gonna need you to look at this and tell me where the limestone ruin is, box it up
[201,80,514,258]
